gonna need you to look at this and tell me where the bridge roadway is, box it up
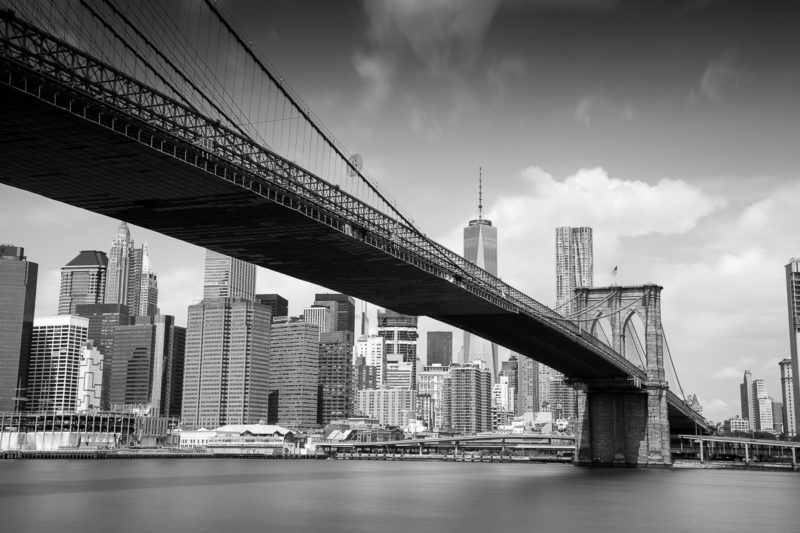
[0,12,705,433]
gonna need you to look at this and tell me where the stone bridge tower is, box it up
[571,284,671,467]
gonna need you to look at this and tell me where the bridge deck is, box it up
[0,22,707,432]
[0,84,627,380]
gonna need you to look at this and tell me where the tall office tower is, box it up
[502,355,518,403]
[58,250,107,315]
[136,243,158,316]
[74,303,131,410]
[442,361,492,435]
[419,364,450,431]
[182,299,270,429]
[779,359,796,436]
[359,300,369,336]
[255,293,288,319]
[555,227,593,313]
[303,305,333,336]
[104,222,132,306]
[109,315,185,417]
[785,259,800,439]
[354,334,386,385]
[268,319,320,430]
[427,331,453,367]
[314,293,356,333]
[516,355,538,415]
[0,245,37,412]
[203,250,256,300]
[356,388,416,427]
[319,331,354,424]
[461,170,499,382]
[740,370,755,428]
[538,227,594,419]
[352,356,377,415]
[28,315,89,412]
[104,223,158,317]
[753,379,773,431]
[76,343,103,411]
[377,309,419,388]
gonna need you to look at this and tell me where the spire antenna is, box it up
[478,166,483,220]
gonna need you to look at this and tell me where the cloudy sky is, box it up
[2,0,799,422]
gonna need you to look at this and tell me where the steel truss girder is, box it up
[0,11,685,389]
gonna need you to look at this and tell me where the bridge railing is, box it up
[1,10,646,380]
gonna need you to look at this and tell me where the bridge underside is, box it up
[0,84,705,434]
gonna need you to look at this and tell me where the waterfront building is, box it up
[57,250,107,315]
[356,388,415,427]
[785,258,800,438]
[255,293,288,320]
[355,334,386,385]
[418,364,450,431]
[442,361,492,435]
[725,416,751,434]
[74,303,131,409]
[427,331,452,367]
[268,319,319,430]
[182,297,270,428]
[314,293,356,333]
[0,245,37,412]
[377,309,419,388]
[202,250,255,300]
[109,315,185,417]
[319,331,354,424]
[779,359,796,436]
[28,315,89,412]
[76,343,103,411]
[461,171,498,382]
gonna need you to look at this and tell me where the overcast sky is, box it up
[2,0,799,423]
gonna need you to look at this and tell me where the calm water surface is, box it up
[1,459,798,533]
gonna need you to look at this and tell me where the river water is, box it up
[1,459,798,533]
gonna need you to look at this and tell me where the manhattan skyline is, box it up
[1,0,800,423]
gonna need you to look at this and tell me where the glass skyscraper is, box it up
[181,250,267,428]
[104,222,158,317]
[0,245,37,412]
[203,250,255,300]
[427,331,453,367]
[58,250,108,315]
[461,172,499,382]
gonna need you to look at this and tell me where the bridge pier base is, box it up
[573,378,671,467]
